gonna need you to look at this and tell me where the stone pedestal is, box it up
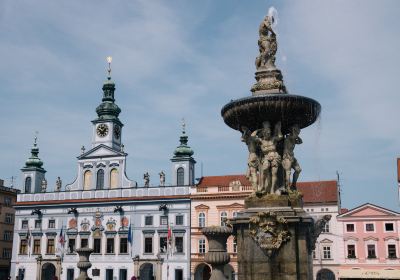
[231,196,314,280]
[75,248,93,280]
[202,226,232,280]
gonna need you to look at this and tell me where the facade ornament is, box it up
[249,211,291,256]
[91,209,104,231]
[106,217,117,231]
[80,218,90,232]
[159,171,165,186]
[81,145,85,155]
[143,172,150,187]
[282,125,302,190]
[308,215,331,250]
[55,177,62,192]
[68,218,77,229]
[40,179,47,193]
[120,216,129,230]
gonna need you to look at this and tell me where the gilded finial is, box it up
[106,56,112,79]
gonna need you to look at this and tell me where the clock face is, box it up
[114,125,121,139]
[97,124,109,137]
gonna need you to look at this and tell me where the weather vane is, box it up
[34,131,39,145]
[182,118,186,134]
[106,56,112,78]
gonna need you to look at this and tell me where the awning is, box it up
[339,268,400,279]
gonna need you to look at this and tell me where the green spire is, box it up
[173,119,194,158]
[94,57,122,123]
[24,136,44,169]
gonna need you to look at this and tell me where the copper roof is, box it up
[197,175,338,204]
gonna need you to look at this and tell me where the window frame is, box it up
[198,212,206,228]
[46,238,55,254]
[175,215,184,226]
[198,239,206,254]
[144,216,153,226]
[322,246,331,259]
[119,237,128,254]
[33,239,41,255]
[144,237,153,254]
[106,238,115,254]
[346,223,355,233]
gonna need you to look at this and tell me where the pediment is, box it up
[363,236,379,241]
[384,236,399,241]
[194,204,210,210]
[78,144,126,159]
[344,236,359,241]
[339,203,400,218]
[320,238,333,243]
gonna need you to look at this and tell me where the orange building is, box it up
[190,175,340,280]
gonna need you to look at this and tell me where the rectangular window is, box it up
[68,238,76,253]
[48,219,55,229]
[366,223,374,232]
[33,239,41,254]
[347,244,356,258]
[175,236,183,253]
[144,237,153,253]
[322,246,331,259]
[160,216,168,226]
[159,237,167,253]
[19,239,27,254]
[4,197,11,206]
[106,269,113,280]
[367,244,376,258]
[21,220,28,229]
[5,213,13,224]
[47,238,55,254]
[2,248,11,259]
[388,244,397,259]
[175,269,183,280]
[199,239,206,254]
[120,237,128,254]
[385,223,394,232]
[106,238,114,254]
[3,230,12,241]
[81,238,88,248]
[35,219,41,229]
[93,238,101,253]
[321,222,330,233]
[119,269,127,280]
[346,224,355,232]
[67,269,74,280]
[175,215,184,225]
[145,216,153,226]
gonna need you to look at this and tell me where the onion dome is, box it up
[24,137,45,170]
[173,121,194,158]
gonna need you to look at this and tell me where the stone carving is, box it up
[159,171,165,186]
[68,218,77,229]
[241,127,260,191]
[249,211,291,256]
[309,215,331,250]
[106,217,116,231]
[91,209,104,231]
[255,7,277,71]
[120,216,129,230]
[282,125,302,190]
[255,121,282,194]
[41,179,47,193]
[143,172,150,187]
[75,247,93,280]
[55,176,62,192]
[80,218,90,232]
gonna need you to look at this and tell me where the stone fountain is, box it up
[75,247,93,280]
[219,7,329,280]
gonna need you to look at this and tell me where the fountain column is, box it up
[220,7,329,280]
[75,248,93,280]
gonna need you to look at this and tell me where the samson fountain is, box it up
[202,7,331,280]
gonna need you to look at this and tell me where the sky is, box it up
[0,0,399,211]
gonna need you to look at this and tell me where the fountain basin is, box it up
[221,94,320,134]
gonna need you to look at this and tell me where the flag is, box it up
[27,227,31,257]
[167,224,174,256]
[58,227,65,247]
[127,224,132,244]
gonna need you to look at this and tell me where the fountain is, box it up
[75,248,93,280]
[218,7,329,280]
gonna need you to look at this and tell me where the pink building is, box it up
[337,203,400,280]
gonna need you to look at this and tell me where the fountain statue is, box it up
[215,6,327,280]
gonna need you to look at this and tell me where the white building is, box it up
[11,69,194,280]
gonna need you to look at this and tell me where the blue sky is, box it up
[0,0,399,211]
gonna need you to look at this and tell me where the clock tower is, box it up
[91,57,123,150]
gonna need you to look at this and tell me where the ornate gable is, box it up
[194,204,210,210]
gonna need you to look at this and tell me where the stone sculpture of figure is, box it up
[55,177,62,192]
[143,172,150,187]
[256,121,283,194]
[282,125,302,190]
[255,12,277,70]
[241,126,260,192]
[41,179,47,193]
[159,171,165,187]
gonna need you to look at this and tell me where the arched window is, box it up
[177,167,184,186]
[198,212,206,228]
[110,169,118,189]
[83,171,92,190]
[220,212,227,226]
[24,177,32,193]
[96,169,104,190]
